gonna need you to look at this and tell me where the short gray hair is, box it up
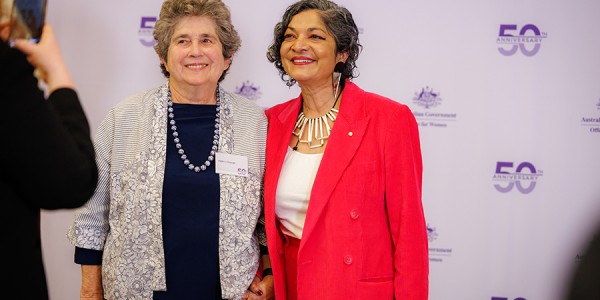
[153,0,241,81]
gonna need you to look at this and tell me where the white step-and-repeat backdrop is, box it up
[40,0,599,299]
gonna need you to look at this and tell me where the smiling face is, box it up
[160,15,230,91]
[280,9,347,88]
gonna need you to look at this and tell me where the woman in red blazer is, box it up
[261,0,429,299]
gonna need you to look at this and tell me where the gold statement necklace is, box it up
[292,74,342,150]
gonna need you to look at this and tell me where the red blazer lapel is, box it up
[266,97,300,178]
[301,81,369,244]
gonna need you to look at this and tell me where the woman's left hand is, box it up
[243,275,274,300]
[11,24,76,93]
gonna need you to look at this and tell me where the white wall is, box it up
[41,0,600,299]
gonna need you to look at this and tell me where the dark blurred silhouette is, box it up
[1,24,98,299]
[565,221,600,300]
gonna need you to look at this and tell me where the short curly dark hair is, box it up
[267,0,362,87]
[153,0,240,82]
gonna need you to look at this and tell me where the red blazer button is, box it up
[350,209,359,220]
[343,255,353,265]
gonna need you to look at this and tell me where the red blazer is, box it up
[264,81,428,299]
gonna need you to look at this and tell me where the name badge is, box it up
[215,152,248,177]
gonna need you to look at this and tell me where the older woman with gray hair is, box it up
[67,0,272,299]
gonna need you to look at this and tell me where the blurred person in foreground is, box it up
[0,19,98,300]
[261,0,428,299]
[66,0,272,299]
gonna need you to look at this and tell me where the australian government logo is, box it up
[139,16,157,47]
[497,24,548,57]
[581,99,600,133]
[235,81,261,101]
[427,224,453,263]
[492,161,543,194]
[412,86,457,128]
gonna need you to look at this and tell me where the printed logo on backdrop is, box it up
[139,16,157,47]
[497,24,548,57]
[427,224,453,263]
[427,224,439,242]
[491,297,527,300]
[581,98,600,133]
[412,86,457,128]
[492,161,543,194]
[235,81,262,101]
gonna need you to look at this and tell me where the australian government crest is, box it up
[412,86,457,128]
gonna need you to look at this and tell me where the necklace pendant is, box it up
[294,108,337,149]
[292,89,341,149]
[308,139,325,149]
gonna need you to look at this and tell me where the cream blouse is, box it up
[275,146,323,239]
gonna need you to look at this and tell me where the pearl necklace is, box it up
[167,86,220,172]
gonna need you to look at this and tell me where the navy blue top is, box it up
[76,103,222,299]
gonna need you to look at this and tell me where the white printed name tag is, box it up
[215,152,248,177]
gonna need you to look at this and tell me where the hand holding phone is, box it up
[12,24,77,93]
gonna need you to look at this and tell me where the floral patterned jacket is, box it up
[67,82,267,300]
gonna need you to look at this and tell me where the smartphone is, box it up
[8,0,47,43]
